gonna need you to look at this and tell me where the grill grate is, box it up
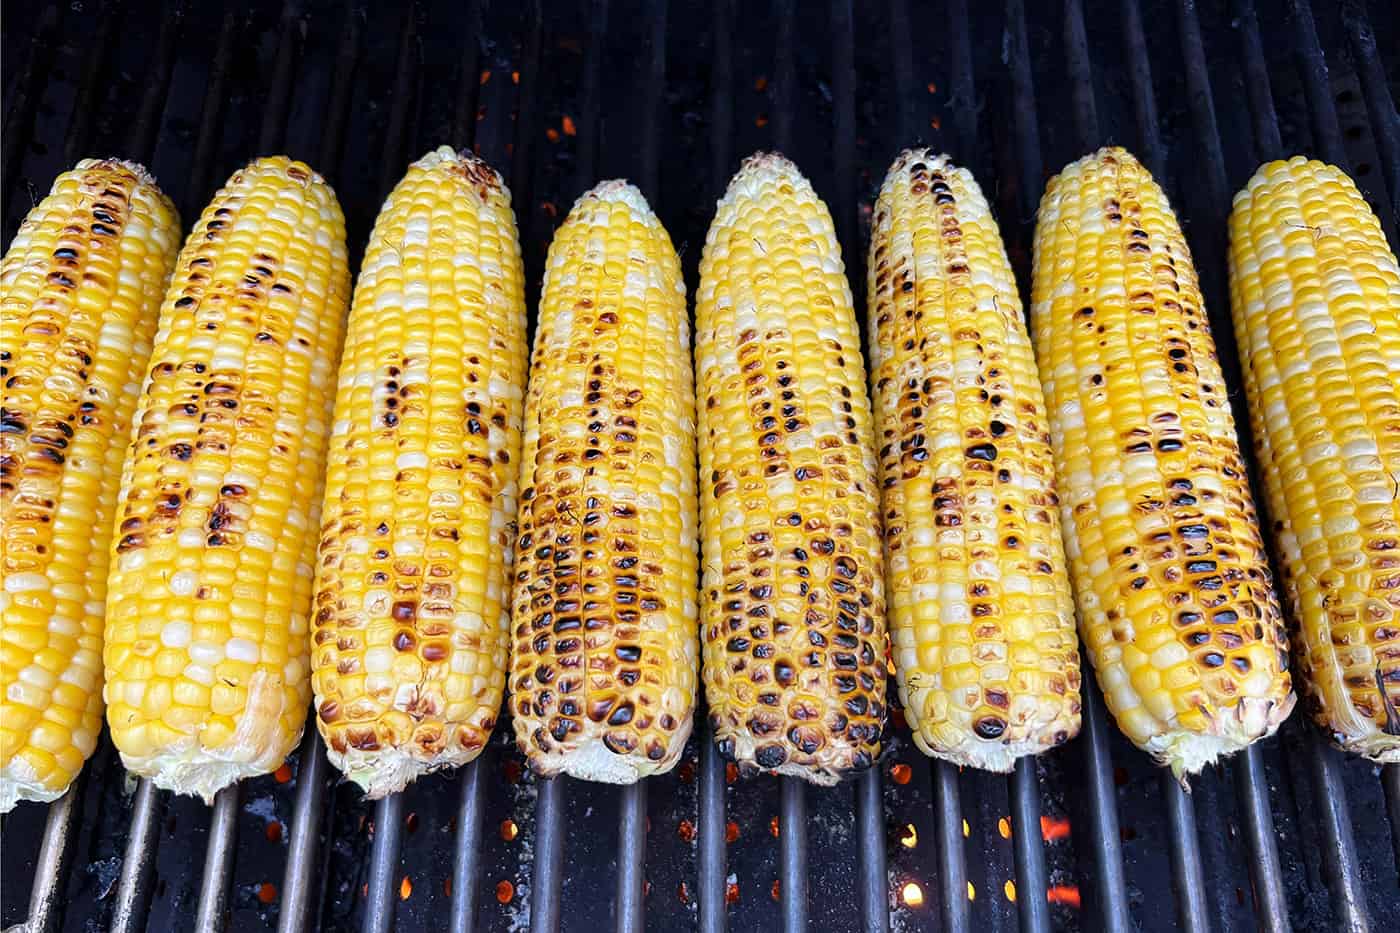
[3,1,1400,931]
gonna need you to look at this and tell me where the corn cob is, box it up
[103,157,350,801]
[509,180,697,783]
[867,150,1081,771]
[1030,147,1294,779]
[696,153,886,785]
[0,160,180,811]
[1227,157,1400,762]
[311,147,527,797]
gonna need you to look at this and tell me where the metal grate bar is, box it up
[363,791,407,933]
[123,2,182,165]
[616,783,647,933]
[22,780,82,933]
[1287,0,1348,168]
[1175,0,1229,204]
[778,777,809,933]
[278,733,333,933]
[931,761,969,933]
[888,0,916,148]
[1063,0,1100,150]
[2,0,61,201]
[1008,760,1050,933]
[62,0,124,165]
[317,1,364,177]
[1161,775,1210,933]
[110,779,164,933]
[194,784,243,933]
[854,770,889,933]
[571,0,610,198]
[1078,683,1131,932]
[770,0,797,154]
[1119,0,1165,177]
[378,4,422,197]
[450,760,489,933]
[1307,740,1371,933]
[450,0,484,152]
[1341,0,1400,232]
[184,8,242,217]
[1383,764,1400,884]
[635,0,668,200]
[947,0,977,165]
[697,711,728,933]
[1232,0,1284,165]
[510,0,543,253]
[1234,748,1291,933]
[530,777,567,933]
[257,2,305,156]
[709,0,736,189]
[1002,0,1042,224]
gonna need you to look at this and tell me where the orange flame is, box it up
[496,880,515,904]
[1047,885,1081,909]
[1040,815,1071,842]
[399,876,412,900]
[257,883,277,905]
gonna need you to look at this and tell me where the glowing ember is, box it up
[755,115,769,128]
[899,824,918,848]
[1004,880,1016,902]
[967,882,976,901]
[562,115,577,137]
[927,81,938,94]
[546,128,560,143]
[541,201,558,219]
[444,878,453,897]
[930,116,942,130]
[399,876,412,900]
[496,880,514,904]
[273,764,292,784]
[678,820,697,842]
[891,707,906,729]
[769,817,780,838]
[678,882,691,904]
[265,821,282,843]
[901,882,924,908]
[1047,885,1081,909]
[511,70,520,84]
[890,763,911,785]
[725,821,740,843]
[480,70,491,85]
[404,812,418,834]
[1040,815,1071,842]
[997,817,1012,839]
[755,76,769,91]
[257,883,277,905]
[961,819,970,838]
[725,882,740,905]
[725,763,739,784]
[500,819,518,841]
[678,761,696,783]
[771,880,781,901]
[503,760,523,783]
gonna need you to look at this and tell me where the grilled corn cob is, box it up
[1,160,180,811]
[509,180,697,783]
[697,153,886,785]
[311,147,527,797]
[1228,157,1400,762]
[867,150,1080,771]
[1030,147,1294,778]
[104,157,350,801]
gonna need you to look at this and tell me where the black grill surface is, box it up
[2,2,1399,932]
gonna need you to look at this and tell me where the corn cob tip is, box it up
[338,749,472,800]
[407,145,512,201]
[529,720,696,786]
[725,151,809,194]
[0,772,66,813]
[1160,691,1296,782]
[121,736,304,804]
[69,156,161,189]
[571,178,656,217]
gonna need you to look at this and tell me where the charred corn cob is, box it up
[1,160,180,811]
[104,157,350,801]
[697,153,886,785]
[867,150,1081,771]
[1030,147,1294,778]
[1228,158,1400,762]
[509,181,697,783]
[311,148,527,797]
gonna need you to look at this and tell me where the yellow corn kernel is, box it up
[311,147,528,797]
[104,157,350,801]
[1,159,180,811]
[1228,156,1400,762]
[868,149,1080,771]
[1030,147,1294,780]
[509,181,697,783]
[697,153,886,785]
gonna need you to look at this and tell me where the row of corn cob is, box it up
[2,144,1395,810]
